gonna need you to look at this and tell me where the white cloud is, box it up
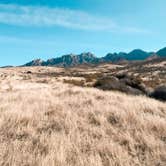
[0,4,147,33]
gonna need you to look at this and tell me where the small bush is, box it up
[26,71,32,74]
[150,86,166,101]
[94,76,144,95]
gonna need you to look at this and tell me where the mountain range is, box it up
[24,47,166,67]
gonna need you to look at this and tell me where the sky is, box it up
[0,0,166,66]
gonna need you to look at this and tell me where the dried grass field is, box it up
[0,67,166,166]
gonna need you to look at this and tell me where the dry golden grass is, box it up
[0,67,166,166]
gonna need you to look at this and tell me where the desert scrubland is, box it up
[0,66,166,166]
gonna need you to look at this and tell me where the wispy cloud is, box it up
[0,4,148,33]
[0,35,55,45]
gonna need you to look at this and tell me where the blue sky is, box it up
[0,0,166,66]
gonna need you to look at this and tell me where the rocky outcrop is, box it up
[23,59,44,66]
[24,53,99,67]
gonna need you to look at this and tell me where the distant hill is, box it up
[23,47,166,67]
[102,52,127,63]
[156,47,166,57]
[127,49,152,60]
[24,53,100,67]
[42,53,99,67]
[23,59,44,66]
[102,49,153,62]
[0,65,14,68]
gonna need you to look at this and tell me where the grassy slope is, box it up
[0,68,166,166]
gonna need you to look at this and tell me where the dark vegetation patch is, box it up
[63,79,85,87]
[94,74,148,95]
[34,71,67,78]
[88,113,101,126]
[71,72,103,81]
[37,120,63,135]
[149,86,166,101]
[107,113,121,126]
